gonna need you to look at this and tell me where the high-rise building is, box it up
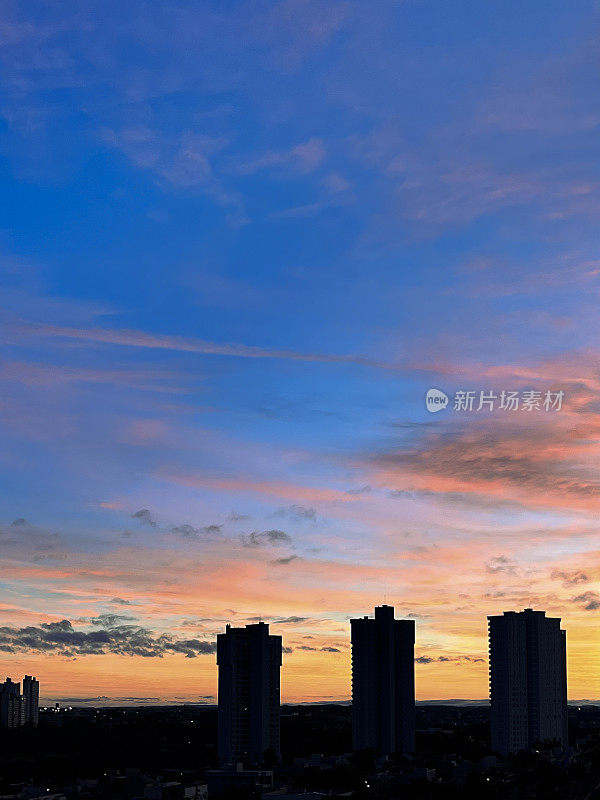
[217,622,282,767]
[0,676,40,729]
[488,609,568,755]
[23,675,39,726]
[350,605,415,755]
[0,678,26,729]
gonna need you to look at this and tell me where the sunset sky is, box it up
[0,0,598,705]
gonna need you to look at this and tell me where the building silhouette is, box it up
[488,609,568,755]
[0,678,26,728]
[217,622,282,767]
[350,604,415,754]
[23,675,39,726]
[0,676,40,728]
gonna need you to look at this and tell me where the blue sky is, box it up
[0,0,598,703]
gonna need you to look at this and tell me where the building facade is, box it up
[350,605,415,755]
[488,609,568,755]
[23,675,40,726]
[0,678,26,728]
[217,622,282,767]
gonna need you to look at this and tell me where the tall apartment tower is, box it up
[350,605,415,755]
[0,678,26,728]
[23,676,39,726]
[217,622,282,767]
[488,609,568,755]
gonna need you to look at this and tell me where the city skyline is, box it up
[0,0,599,706]
[1,606,597,709]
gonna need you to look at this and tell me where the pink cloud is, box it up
[158,471,359,503]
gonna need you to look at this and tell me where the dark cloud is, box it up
[118,697,161,702]
[552,569,589,587]
[273,616,308,624]
[10,518,29,527]
[43,620,73,633]
[0,619,216,659]
[271,555,299,565]
[485,555,519,575]
[56,696,111,703]
[181,617,214,628]
[171,523,222,538]
[56,696,161,704]
[111,597,132,606]
[345,486,371,495]
[273,505,317,521]
[242,529,291,547]
[572,591,600,611]
[321,646,340,653]
[89,614,136,628]
[228,512,250,521]
[131,509,156,527]
[416,655,485,664]
[282,646,294,654]
[297,645,317,651]
[172,524,199,537]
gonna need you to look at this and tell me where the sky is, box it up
[0,0,598,705]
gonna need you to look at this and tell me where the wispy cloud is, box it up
[13,319,400,370]
[373,418,599,512]
[552,570,590,587]
[234,138,326,176]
